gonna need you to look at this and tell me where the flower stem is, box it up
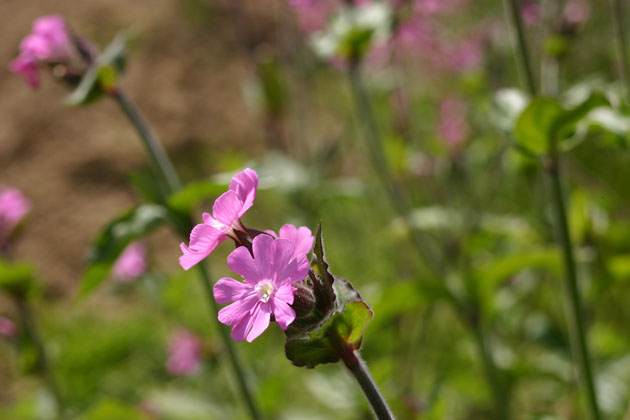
[611,0,630,109]
[111,88,182,194]
[110,87,263,420]
[546,151,602,420]
[15,296,65,419]
[502,0,537,95]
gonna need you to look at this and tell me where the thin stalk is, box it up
[15,297,65,419]
[111,89,182,194]
[332,331,395,420]
[346,63,510,420]
[611,0,630,108]
[502,0,537,95]
[547,150,601,420]
[110,87,263,420]
[346,64,441,275]
[196,262,263,420]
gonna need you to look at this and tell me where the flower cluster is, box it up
[0,187,31,244]
[10,14,77,89]
[180,169,314,342]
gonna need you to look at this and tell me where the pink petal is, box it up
[272,297,296,330]
[269,239,295,277]
[9,54,39,89]
[113,242,147,281]
[230,312,254,342]
[275,255,309,286]
[278,224,314,259]
[229,168,258,218]
[227,246,261,284]
[213,277,254,304]
[179,224,224,270]
[252,234,274,279]
[246,303,271,342]
[212,190,243,227]
[218,294,258,326]
[274,283,295,306]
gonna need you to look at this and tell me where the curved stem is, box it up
[110,88,263,420]
[502,0,537,95]
[111,88,182,194]
[547,153,601,420]
[15,297,65,419]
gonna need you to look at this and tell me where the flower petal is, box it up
[246,303,271,342]
[213,277,254,304]
[229,168,258,218]
[274,283,295,306]
[269,238,295,279]
[230,312,253,342]
[272,297,296,330]
[212,190,243,227]
[252,234,274,279]
[227,246,261,284]
[179,224,224,270]
[278,224,314,259]
[218,294,258,326]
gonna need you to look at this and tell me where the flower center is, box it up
[255,280,274,303]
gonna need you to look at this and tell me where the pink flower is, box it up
[0,316,17,338]
[112,242,147,282]
[265,224,314,271]
[442,36,483,72]
[10,14,73,89]
[213,234,309,342]
[289,0,338,33]
[179,168,258,271]
[563,1,590,25]
[521,1,541,27]
[438,97,469,150]
[166,329,202,376]
[0,187,31,239]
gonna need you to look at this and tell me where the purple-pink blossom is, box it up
[438,97,469,150]
[521,1,541,27]
[289,0,337,34]
[166,329,202,376]
[0,316,17,339]
[213,234,309,342]
[266,224,314,271]
[0,187,31,240]
[179,168,258,271]
[112,242,147,282]
[10,14,73,89]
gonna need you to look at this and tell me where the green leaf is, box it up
[514,97,565,154]
[285,301,373,369]
[309,223,336,317]
[166,179,227,214]
[79,204,168,297]
[0,259,36,298]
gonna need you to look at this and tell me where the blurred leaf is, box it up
[0,259,35,298]
[166,179,226,214]
[80,399,147,420]
[79,205,168,297]
[128,170,165,204]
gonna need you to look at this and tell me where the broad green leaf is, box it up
[285,301,373,368]
[79,204,168,297]
[166,179,227,214]
[514,97,565,154]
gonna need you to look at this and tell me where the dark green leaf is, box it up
[79,204,168,298]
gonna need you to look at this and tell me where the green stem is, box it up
[15,297,65,419]
[111,88,182,194]
[502,0,537,95]
[346,63,509,420]
[611,0,630,108]
[196,262,263,420]
[110,87,263,420]
[547,152,601,420]
[471,318,509,420]
[332,332,395,420]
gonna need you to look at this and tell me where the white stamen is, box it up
[255,280,274,303]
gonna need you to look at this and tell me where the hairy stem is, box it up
[110,87,263,420]
[15,297,65,419]
[502,0,537,95]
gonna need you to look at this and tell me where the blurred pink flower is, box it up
[0,187,31,239]
[414,0,469,15]
[179,168,258,271]
[213,235,309,342]
[167,329,202,376]
[442,36,483,72]
[563,1,590,25]
[288,0,338,33]
[521,1,541,27]
[10,14,73,89]
[0,316,17,339]
[112,242,147,282]
[438,97,469,150]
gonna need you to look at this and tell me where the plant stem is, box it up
[196,262,263,420]
[547,151,601,420]
[15,296,65,419]
[332,331,395,420]
[111,88,182,194]
[611,0,630,109]
[110,87,263,420]
[502,0,537,95]
[471,318,509,420]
